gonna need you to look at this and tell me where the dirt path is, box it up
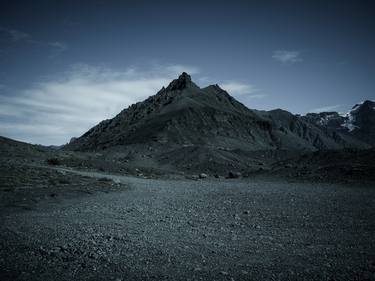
[1,166,375,281]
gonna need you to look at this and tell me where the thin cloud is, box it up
[220,82,262,97]
[161,64,199,77]
[0,27,68,56]
[246,94,267,99]
[310,104,345,113]
[62,19,81,27]
[197,76,211,84]
[0,64,199,145]
[46,41,68,54]
[48,41,68,57]
[49,41,67,51]
[272,50,302,64]
[0,27,30,41]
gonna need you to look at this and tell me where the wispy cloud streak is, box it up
[272,50,302,64]
[0,27,30,41]
[0,27,68,55]
[220,82,265,99]
[309,104,345,113]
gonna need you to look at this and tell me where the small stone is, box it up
[227,171,241,179]
[199,173,208,179]
[39,246,48,255]
[51,246,61,252]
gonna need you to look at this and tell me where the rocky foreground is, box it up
[1,135,375,280]
[1,159,375,281]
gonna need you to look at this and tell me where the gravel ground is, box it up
[1,165,375,281]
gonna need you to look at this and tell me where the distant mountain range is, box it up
[67,72,374,153]
[301,100,375,147]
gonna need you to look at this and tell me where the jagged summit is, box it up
[179,72,191,80]
[352,100,375,110]
[166,72,199,91]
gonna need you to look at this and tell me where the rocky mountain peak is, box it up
[166,72,199,91]
[361,100,375,109]
[351,100,374,111]
[179,72,191,81]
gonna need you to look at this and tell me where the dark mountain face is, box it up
[347,100,375,145]
[301,100,375,146]
[66,73,372,163]
[256,109,365,150]
[66,73,276,152]
[302,112,346,131]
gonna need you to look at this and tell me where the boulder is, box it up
[227,171,241,179]
[199,173,208,179]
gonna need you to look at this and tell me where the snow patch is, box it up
[317,114,336,126]
[341,106,360,132]
[341,120,359,132]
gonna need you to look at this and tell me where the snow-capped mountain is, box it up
[302,100,375,146]
[344,100,375,145]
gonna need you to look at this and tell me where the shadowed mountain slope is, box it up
[66,73,274,152]
[66,73,369,158]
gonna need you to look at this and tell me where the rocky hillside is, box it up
[66,73,369,157]
[63,73,375,173]
[66,73,274,152]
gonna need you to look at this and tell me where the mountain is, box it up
[301,100,375,146]
[341,100,375,145]
[66,72,274,151]
[65,73,372,172]
[256,109,368,150]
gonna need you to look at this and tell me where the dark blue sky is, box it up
[0,0,374,144]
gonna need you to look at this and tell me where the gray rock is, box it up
[199,173,208,179]
[227,171,241,179]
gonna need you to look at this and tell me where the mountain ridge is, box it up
[67,73,373,153]
[63,73,375,173]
